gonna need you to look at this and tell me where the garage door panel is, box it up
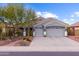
[34,29,44,37]
[46,28,65,37]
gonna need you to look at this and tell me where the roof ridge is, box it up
[71,21,79,26]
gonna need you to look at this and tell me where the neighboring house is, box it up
[69,22,79,36]
[33,17,69,37]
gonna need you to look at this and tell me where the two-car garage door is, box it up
[46,28,65,37]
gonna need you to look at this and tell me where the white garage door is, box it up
[34,28,44,37]
[46,28,65,37]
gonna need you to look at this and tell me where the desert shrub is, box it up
[67,27,74,36]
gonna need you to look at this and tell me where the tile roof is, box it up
[34,17,70,27]
[71,22,79,26]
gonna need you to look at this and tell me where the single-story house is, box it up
[0,17,70,37]
[33,17,69,37]
[68,22,79,36]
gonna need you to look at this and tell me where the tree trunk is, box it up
[27,27,30,37]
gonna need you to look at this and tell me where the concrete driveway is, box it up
[30,37,79,47]
[1,37,79,52]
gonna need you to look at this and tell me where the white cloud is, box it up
[36,11,58,19]
[63,19,70,24]
[74,12,79,17]
[36,12,42,17]
[70,15,74,17]
[63,19,68,21]
[70,12,79,18]
[75,12,79,14]
[63,18,75,24]
[70,18,74,21]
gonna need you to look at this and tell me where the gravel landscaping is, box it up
[4,36,33,46]
[68,36,79,42]
[0,37,21,46]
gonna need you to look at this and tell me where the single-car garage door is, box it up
[46,26,65,37]
[33,27,44,37]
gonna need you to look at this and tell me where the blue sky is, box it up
[25,3,79,24]
[1,3,79,24]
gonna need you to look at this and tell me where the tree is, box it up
[0,4,37,37]
[24,9,37,36]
